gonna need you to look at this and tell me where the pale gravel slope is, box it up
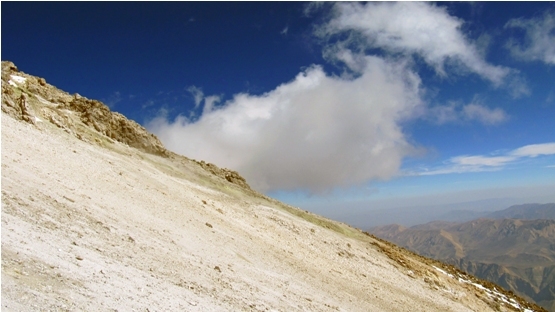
[0,114,514,312]
[1,111,539,310]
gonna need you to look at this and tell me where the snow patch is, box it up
[433,266,453,278]
[10,75,27,85]
[435,265,536,311]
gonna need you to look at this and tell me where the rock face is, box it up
[2,61,167,156]
[1,61,546,311]
[195,160,252,190]
[371,218,555,311]
[1,60,249,190]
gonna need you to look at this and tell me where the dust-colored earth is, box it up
[1,61,545,311]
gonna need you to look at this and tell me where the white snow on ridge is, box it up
[11,75,27,83]
[9,75,27,87]
[433,266,453,278]
[434,265,536,312]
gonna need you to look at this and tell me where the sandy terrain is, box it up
[1,60,544,311]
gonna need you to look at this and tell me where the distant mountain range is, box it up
[370,203,555,311]
[486,203,555,220]
[348,199,553,228]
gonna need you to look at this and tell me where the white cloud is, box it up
[511,143,555,157]
[148,58,424,193]
[505,10,555,65]
[185,86,222,116]
[451,155,515,167]
[318,2,510,85]
[505,74,531,99]
[416,142,555,176]
[428,102,458,124]
[427,100,508,125]
[146,3,528,193]
[461,103,508,125]
[202,95,221,115]
[186,86,204,109]
[104,91,122,108]
[416,155,514,176]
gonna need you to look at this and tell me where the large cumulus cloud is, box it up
[148,57,422,193]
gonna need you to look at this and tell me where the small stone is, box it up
[214,266,221,273]
[205,222,213,228]
[76,256,83,261]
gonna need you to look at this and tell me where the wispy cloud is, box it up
[506,74,531,99]
[317,2,511,85]
[461,103,508,125]
[451,155,515,167]
[103,91,122,108]
[416,143,555,176]
[186,86,204,109]
[427,99,509,125]
[185,86,223,116]
[505,10,555,65]
[511,143,555,157]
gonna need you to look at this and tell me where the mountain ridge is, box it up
[2,60,544,311]
[486,203,555,220]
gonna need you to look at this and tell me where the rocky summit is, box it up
[1,61,546,311]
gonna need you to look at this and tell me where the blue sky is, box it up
[3,2,554,226]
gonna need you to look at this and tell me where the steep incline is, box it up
[1,61,544,311]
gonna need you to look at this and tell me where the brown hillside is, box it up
[371,218,555,311]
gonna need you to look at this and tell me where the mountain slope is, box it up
[370,218,555,311]
[1,61,543,311]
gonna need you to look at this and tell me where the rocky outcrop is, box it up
[2,61,168,157]
[195,160,251,190]
[1,60,253,190]
[58,95,168,157]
